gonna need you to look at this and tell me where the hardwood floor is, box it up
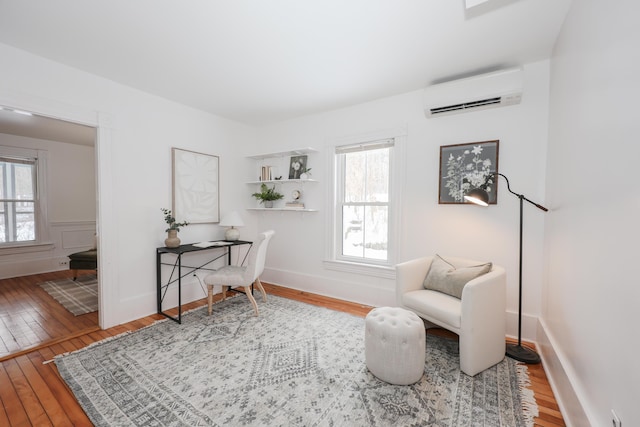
[0,274,565,426]
[0,271,99,362]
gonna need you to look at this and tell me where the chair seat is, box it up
[204,265,247,286]
[68,250,97,261]
[402,289,462,330]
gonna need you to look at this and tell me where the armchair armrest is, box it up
[395,256,433,305]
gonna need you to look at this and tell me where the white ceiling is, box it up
[0,0,571,129]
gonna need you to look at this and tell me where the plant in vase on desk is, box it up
[161,208,189,248]
[252,183,284,208]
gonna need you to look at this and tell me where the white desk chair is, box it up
[204,230,274,316]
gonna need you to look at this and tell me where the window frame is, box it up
[0,146,49,249]
[324,127,406,278]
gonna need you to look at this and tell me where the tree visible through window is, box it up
[336,140,392,263]
[0,156,37,244]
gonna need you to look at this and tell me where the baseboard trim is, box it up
[537,319,592,427]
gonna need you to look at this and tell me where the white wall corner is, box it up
[537,318,592,427]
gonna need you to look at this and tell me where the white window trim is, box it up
[324,126,406,278]
[0,145,51,249]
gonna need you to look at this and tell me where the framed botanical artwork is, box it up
[288,155,308,179]
[438,140,499,204]
[172,148,220,223]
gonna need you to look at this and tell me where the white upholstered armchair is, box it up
[396,255,506,376]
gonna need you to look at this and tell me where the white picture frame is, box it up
[172,148,220,223]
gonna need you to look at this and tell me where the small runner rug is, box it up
[55,295,538,426]
[39,274,98,316]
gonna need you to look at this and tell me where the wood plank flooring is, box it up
[0,273,565,426]
[0,271,99,362]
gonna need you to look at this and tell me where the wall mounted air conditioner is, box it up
[424,67,523,118]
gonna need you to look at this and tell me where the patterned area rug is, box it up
[39,274,98,316]
[55,295,537,426]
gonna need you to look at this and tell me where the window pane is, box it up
[342,205,364,257]
[365,148,389,203]
[363,206,388,260]
[344,152,366,202]
[0,163,5,198]
[0,212,5,243]
[13,164,34,199]
[343,148,389,203]
[16,211,35,241]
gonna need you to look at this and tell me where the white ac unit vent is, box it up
[424,67,523,118]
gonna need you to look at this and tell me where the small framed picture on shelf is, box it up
[289,155,307,179]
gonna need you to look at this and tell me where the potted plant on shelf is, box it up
[252,183,284,208]
[300,167,312,180]
[161,208,189,248]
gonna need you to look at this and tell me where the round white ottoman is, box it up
[365,306,425,385]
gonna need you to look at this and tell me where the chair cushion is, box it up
[204,265,248,286]
[422,254,491,299]
[402,289,462,330]
[68,250,97,261]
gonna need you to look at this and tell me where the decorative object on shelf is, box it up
[260,166,273,181]
[464,172,548,364]
[219,211,244,241]
[284,189,304,209]
[172,148,220,223]
[438,140,499,204]
[289,155,308,179]
[161,208,189,248]
[251,183,284,208]
[299,167,312,180]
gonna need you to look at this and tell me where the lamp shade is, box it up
[464,188,490,206]
[220,211,244,227]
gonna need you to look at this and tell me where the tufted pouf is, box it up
[365,306,426,385]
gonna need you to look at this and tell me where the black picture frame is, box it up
[438,140,499,204]
[289,155,307,179]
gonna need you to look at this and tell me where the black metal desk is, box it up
[156,240,252,323]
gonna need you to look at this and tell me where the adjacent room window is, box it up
[335,139,394,265]
[0,155,38,244]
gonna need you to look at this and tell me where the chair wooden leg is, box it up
[222,286,227,300]
[243,286,260,316]
[207,285,214,316]
[255,278,267,302]
[72,270,78,280]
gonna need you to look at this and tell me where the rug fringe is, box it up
[49,295,240,364]
[516,363,539,427]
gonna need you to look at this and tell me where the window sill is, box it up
[0,242,55,256]
[323,260,396,279]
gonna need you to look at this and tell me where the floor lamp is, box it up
[464,172,548,364]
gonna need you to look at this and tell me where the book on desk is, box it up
[192,241,232,248]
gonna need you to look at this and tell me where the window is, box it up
[335,139,394,265]
[0,155,38,244]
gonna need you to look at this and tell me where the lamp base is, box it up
[224,227,240,241]
[506,343,541,364]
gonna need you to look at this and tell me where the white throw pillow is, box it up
[423,254,491,299]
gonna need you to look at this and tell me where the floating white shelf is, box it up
[247,208,318,212]
[247,147,318,160]
[246,178,318,184]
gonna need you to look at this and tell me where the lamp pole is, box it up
[465,173,548,364]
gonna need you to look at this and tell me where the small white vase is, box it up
[300,173,308,180]
[264,201,274,208]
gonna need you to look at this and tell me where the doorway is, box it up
[0,107,99,359]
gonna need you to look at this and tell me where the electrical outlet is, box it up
[58,260,69,266]
[611,409,621,427]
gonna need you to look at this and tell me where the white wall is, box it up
[0,133,97,278]
[255,60,551,340]
[542,0,640,425]
[0,43,256,325]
